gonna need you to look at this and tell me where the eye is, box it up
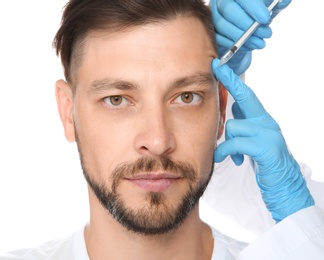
[103,95,129,107]
[174,92,202,105]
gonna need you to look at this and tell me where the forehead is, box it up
[76,16,217,87]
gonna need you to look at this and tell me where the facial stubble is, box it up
[76,133,214,236]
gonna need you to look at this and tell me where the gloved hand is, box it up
[212,58,314,223]
[209,0,292,75]
[264,0,292,21]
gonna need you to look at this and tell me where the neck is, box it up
[85,192,214,260]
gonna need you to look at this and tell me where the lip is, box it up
[125,173,181,192]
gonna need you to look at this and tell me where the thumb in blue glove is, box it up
[212,58,314,223]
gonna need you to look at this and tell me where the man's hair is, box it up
[53,0,217,85]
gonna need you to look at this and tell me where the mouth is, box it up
[124,173,182,192]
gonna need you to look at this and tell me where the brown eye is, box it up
[180,92,194,103]
[103,95,128,107]
[110,96,123,105]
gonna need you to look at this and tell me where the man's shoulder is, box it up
[209,225,248,260]
[0,227,88,260]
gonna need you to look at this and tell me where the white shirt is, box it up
[0,224,247,260]
[1,206,323,259]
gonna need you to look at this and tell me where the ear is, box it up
[217,83,228,140]
[55,79,75,142]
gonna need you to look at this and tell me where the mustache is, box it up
[110,157,197,192]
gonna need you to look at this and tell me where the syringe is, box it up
[218,0,281,67]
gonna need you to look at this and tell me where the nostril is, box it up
[140,146,149,151]
[134,131,176,157]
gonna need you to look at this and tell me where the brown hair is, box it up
[53,0,217,85]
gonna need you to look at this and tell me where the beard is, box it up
[76,140,214,236]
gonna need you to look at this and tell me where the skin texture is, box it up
[56,16,227,260]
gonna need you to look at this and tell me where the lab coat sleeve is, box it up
[236,206,324,259]
[203,155,324,236]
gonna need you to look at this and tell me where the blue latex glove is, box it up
[209,0,292,75]
[212,58,314,223]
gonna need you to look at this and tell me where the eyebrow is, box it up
[88,79,140,95]
[168,72,214,90]
[88,71,214,95]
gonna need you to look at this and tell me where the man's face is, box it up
[57,16,226,235]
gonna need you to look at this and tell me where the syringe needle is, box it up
[218,46,237,67]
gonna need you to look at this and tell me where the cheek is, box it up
[172,101,219,163]
[73,100,135,175]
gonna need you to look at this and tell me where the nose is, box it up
[133,105,176,157]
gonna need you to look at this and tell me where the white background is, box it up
[0,0,323,253]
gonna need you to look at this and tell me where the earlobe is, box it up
[217,83,227,139]
[55,79,75,142]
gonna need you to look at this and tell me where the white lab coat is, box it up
[237,206,324,259]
